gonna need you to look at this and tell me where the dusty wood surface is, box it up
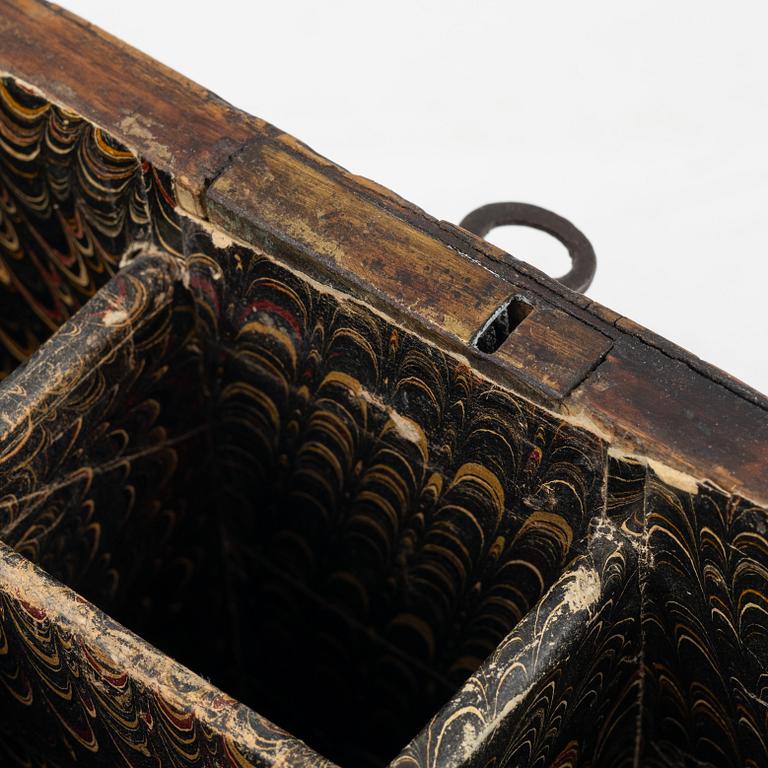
[492,306,612,400]
[0,0,766,504]
[206,141,512,348]
[570,338,768,501]
[0,0,265,200]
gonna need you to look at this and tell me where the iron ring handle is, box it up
[459,202,597,293]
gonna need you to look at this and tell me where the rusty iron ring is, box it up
[459,202,597,293]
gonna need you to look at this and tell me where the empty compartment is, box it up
[0,217,606,767]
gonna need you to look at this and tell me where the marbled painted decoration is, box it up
[639,474,768,767]
[0,75,765,768]
[0,77,150,378]
[178,219,606,765]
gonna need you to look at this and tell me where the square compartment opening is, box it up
[0,237,598,768]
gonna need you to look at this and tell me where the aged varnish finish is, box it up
[0,2,766,768]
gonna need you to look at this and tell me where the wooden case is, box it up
[0,3,766,767]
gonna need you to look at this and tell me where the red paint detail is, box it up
[152,166,177,208]
[19,600,46,620]
[240,298,302,338]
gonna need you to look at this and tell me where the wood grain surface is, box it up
[0,0,765,495]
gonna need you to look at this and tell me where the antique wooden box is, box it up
[0,3,766,767]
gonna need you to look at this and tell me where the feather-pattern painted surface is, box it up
[0,77,149,377]
[0,75,764,768]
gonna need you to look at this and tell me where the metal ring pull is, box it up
[459,202,597,293]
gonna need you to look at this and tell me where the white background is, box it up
[59,1,768,394]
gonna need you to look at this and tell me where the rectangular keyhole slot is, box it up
[474,295,534,353]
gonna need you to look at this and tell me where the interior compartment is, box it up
[0,231,605,768]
